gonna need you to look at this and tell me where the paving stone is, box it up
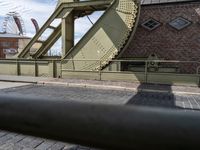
[28,139,44,148]
[6,135,26,144]
[0,133,17,144]
[0,143,23,150]
[62,144,77,150]
[35,140,55,150]
[22,148,35,150]
[0,131,8,138]
[18,137,35,147]
[0,143,13,150]
[47,142,65,150]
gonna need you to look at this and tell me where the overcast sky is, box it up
[0,0,102,54]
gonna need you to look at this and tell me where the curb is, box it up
[0,79,37,84]
[38,81,200,96]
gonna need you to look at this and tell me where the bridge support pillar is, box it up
[61,11,74,58]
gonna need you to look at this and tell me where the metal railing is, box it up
[61,59,200,72]
[0,58,61,78]
[0,95,200,150]
[197,66,200,87]
[0,58,199,85]
[61,59,200,84]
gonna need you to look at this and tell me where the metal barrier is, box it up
[0,58,199,86]
[0,95,200,149]
[197,66,200,87]
[0,59,61,78]
[61,59,200,86]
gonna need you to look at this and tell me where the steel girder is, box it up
[18,0,140,72]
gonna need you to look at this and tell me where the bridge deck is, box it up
[0,79,200,149]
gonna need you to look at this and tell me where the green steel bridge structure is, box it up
[0,0,199,86]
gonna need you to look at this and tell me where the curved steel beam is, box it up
[62,0,140,71]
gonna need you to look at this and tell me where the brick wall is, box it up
[0,38,18,58]
[121,2,200,73]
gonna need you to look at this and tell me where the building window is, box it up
[1,41,18,48]
[169,17,191,30]
[2,42,9,47]
[141,18,161,31]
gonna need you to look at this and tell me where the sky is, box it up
[0,0,102,55]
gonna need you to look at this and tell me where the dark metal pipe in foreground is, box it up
[0,95,200,150]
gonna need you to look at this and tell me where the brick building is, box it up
[0,33,30,58]
[121,0,200,73]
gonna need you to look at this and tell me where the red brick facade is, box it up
[0,38,18,58]
[121,2,200,73]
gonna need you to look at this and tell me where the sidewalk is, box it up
[0,75,200,95]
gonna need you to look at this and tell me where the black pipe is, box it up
[0,95,199,150]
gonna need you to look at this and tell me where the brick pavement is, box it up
[0,131,90,150]
[0,83,200,149]
[1,75,200,95]
[39,78,200,95]
[1,84,200,109]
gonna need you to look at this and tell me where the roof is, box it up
[141,0,197,5]
[0,33,30,39]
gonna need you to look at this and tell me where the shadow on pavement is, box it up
[126,83,181,109]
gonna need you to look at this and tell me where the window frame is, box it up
[141,18,161,31]
[169,17,192,31]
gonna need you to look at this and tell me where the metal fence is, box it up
[0,58,199,86]
[61,59,200,86]
[0,58,61,78]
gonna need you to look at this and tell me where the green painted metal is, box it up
[0,59,199,86]
[18,0,113,58]
[4,0,198,87]
[63,0,140,71]
[0,59,61,78]
[61,59,200,86]
[32,24,62,59]
[18,0,140,71]
[17,7,73,58]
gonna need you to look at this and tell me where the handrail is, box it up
[57,59,193,64]
[197,66,200,74]
[0,95,200,150]
[61,59,200,63]
[0,58,199,64]
[61,59,200,72]
[197,66,200,87]
[0,59,61,62]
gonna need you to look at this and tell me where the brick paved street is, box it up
[1,84,200,110]
[0,83,200,149]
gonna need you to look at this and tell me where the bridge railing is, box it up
[0,58,61,78]
[61,59,200,86]
[0,58,199,86]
